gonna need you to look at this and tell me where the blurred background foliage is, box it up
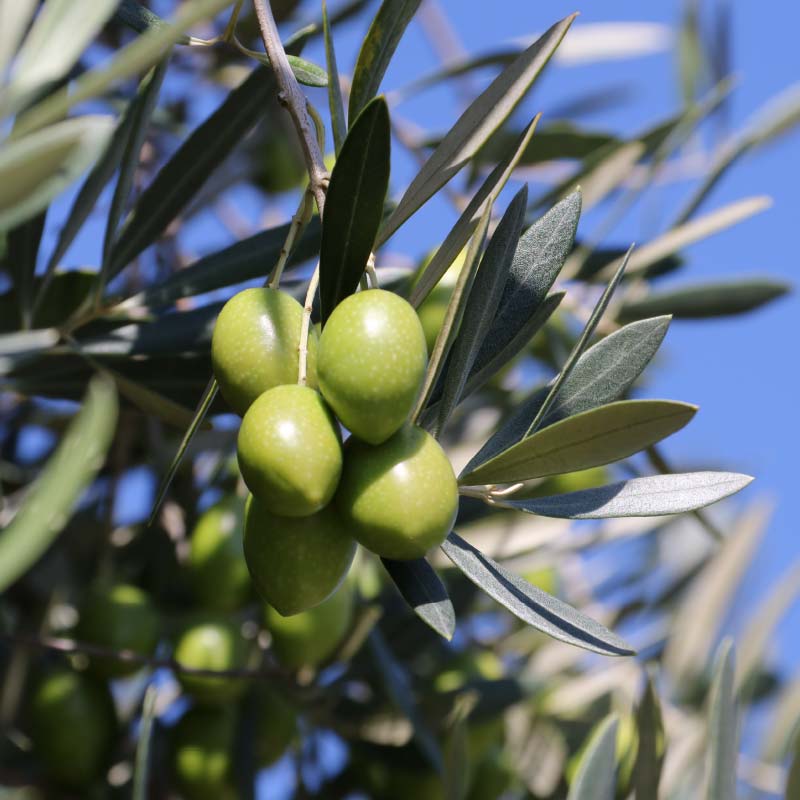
[0,0,798,798]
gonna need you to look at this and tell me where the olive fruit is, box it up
[188,496,251,611]
[318,289,427,444]
[255,687,298,766]
[336,424,458,560]
[173,621,248,705]
[237,385,342,517]
[211,287,318,416]
[244,495,356,615]
[172,706,238,800]
[264,581,353,668]
[27,669,116,787]
[75,583,159,678]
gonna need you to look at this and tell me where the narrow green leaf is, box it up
[379,14,575,243]
[244,47,329,88]
[633,676,665,800]
[0,116,115,234]
[322,0,347,154]
[787,747,800,800]
[115,0,190,43]
[41,60,169,304]
[619,278,790,322]
[441,532,634,656]
[470,190,582,380]
[578,141,646,211]
[100,59,170,288]
[435,187,528,434]
[704,639,739,800]
[0,376,118,592]
[6,211,47,329]
[131,219,321,308]
[761,679,800,763]
[349,0,422,121]
[677,0,704,105]
[108,66,274,279]
[497,471,753,520]
[411,204,491,422]
[0,0,37,77]
[664,502,769,684]
[148,377,218,526]
[13,0,234,137]
[0,328,59,373]
[567,715,619,800]
[443,694,473,800]
[382,557,455,640]
[409,117,540,308]
[461,400,696,487]
[132,685,158,800]
[368,629,443,772]
[319,97,391,322]
[4,0,119,115]
[463,314,671,474]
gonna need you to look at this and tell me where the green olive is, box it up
[318,289,427,444]
[188,495,251,612]
[264,581,353,668]
[172,706,238,800]
[336,424,458,560]
[244,495,356,615]
[254,687,298,766]
[75,583,159,678]
[27,669,116,788]
[173,621,249,705]
[237,385,342,517]
[211,287,318,416]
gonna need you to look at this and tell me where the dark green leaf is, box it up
[115,0,190,43]
[435,186,528,434]
[633,676,665,800]
[787,745,800,800]
[576,246,682,282]
[471,191,581,380]
[132,219,321,308]
[463,314,671,474]
[705,639,739,800]
[460,400,697,486]
[368,629,443,772]
[108,66,275,279]
[382,557,455,640]
[320,97,391,322]
[409,117,540,308]
[567,715,619,800]
[148,377,218,526]
[379,14,575,243]
[322,0,347,154]
[0,376,118,592]
[349,0,422,121]
[498,471,753,519]
[618,278,790,322]
[441,532,634,656]
[6,210,46,328]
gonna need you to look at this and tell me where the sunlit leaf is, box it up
[0,376,118,592]
[567,714,619,800]
[0,0,37,77]
[441,532,634,656]
[704,639,739,800]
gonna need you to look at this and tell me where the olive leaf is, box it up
[566,715,619,800]
[319,97,391,323]
[704,639,739,800]
[115,0,190,42]
[632,676,665,799]
[322,0,347,154]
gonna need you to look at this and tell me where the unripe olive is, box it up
[173,621,249,705]
[188,496,251,612]
[75,583,159,678]
[172,706,237,800]
[318,289,427,444]
[264,581,354,668]
[27,669,116,788]
[211,288,318,416]
[244,495,356,615]
[336,425,458,560]
[237,385,342,517]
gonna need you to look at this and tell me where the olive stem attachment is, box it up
[252,0,329,218]
[297,262,320,386]
[365,252,378,288]
[269,187,315,289]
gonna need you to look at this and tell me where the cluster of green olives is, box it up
[211,285,459,616]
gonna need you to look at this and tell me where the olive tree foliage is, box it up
[0,1,797,798]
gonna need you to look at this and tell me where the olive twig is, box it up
[222,0,245,42]
[297,262,320,387]
[268,187,315,289]
[365,252,378,288]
